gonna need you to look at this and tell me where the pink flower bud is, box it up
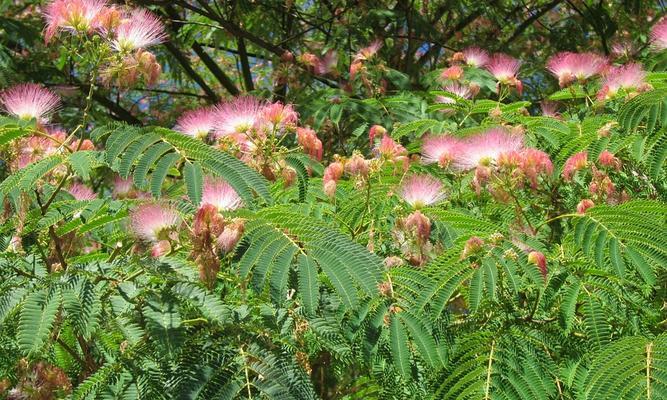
[528,251,548,279]
[404,211,431,244]
[597,150,621,170]
[151,240,171,258]
[577,199,595,214]
[462,236,484,258]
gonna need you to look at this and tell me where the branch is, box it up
[502,0,563,48]
[236,37,254,91]
[163,41,220,103]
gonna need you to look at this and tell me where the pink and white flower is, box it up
[399,174,446,208]
[112,9,167,52]
[174,107,217,139]
[546,52,607,87]
[651,18,667,51]
[453,128,524,171]
[112,176,134,199]
[130,203,180,242]
[421,134,460,167]
[258,102,298,134]
[597,63,648,100]
[486,53,521,83]
[43,0,108,43]
[213,96,265,138]
[436,83,473,109]
[201,177,243,211]
[0,83,60,121]
[461,47,489,68]
[68,182,96,200]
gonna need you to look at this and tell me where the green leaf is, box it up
[18,288,61,355]
[390,314,410,378]
[183,161,203,204]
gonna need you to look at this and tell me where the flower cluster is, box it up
[43,0,167,88]
[175,96,313,182]
[561,150,628,205]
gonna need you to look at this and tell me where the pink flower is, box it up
[518,148,553,189]
[314,49,338,76]
[356,39,383,61]
[462,236,485,258]
[150,240,171,258]
[112,176,134,199]
[201,176,243,211]
[112,9,167,52]
[130,203,180,242]
[540,101,560,117]
[486,53,521,83]
[577,199,595,214]
[562,151,588,181]
[259,102,298,133]
[174,107,217,139]
[440,65,464,81]
[399,174,446,208]
[436,83,473,109]
[216,219,244,253]
[0,83,60,121]
[452,127,524,171]
[461,47,489,67]
[421,134,460,167]
[597,150,621,170]
[68,182,96,200]
[597,63,647,100]
[296,127,323,160]
[375,134,407,159]
[345,153,369,177]
[651,18,667,51]
[546,52,607,87]
[43,0,108,43]
[213,96,265,138]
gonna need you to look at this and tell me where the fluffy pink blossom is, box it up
[259,102,298,133]
[216,219,244,253]
[130,203,180,242]
[436,83,473,109]
[486,53,521,83]
[540,101,560,118]
[174,107,217,139]
[0,83,60,121]
[314,50,338,76]
[375,134,407,159]
[112,9,167,52]
[546,52,607,87]
[323,161,343,198]
[43,0,108,43]
[421,134,460,167]
[201,177,243,211]
[68,182,96,200]
[518,148,553,189]
[461,47,489,67]
[112,176,134,199]
[399,174,446,208]
[213,96,265,138]
[452,128,524,171]
[345,153,370,177]
[562,151,588,181]
[650,18,667,51]
[13,135,58,169]
[597,63,647,100]
[440,65,464,81]
[355,39,383,61]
